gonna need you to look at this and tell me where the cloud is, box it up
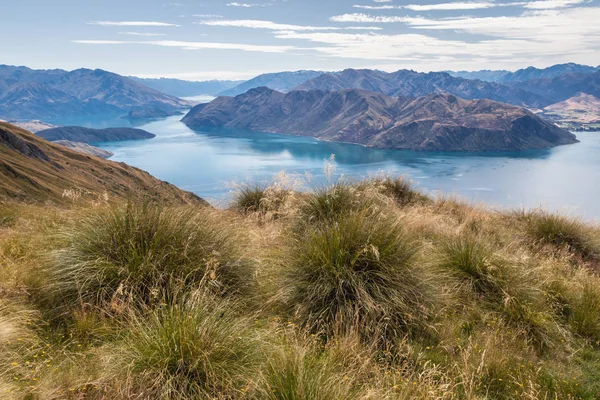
[330,14,408,23]
[73,39,296,53]
[88,21,180,27]
[523,0,586,9]
[197,19,381,31]
[226,2,270,7]
[192,14,224,18]
[118,32,167,36]
[404,2,497,11]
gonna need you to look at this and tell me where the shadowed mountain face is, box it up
[182,87,577,152]
[295,69,546,108]
[219,71,325,97]
[0,122,204,204]
[0,65,190,120]
[513,71,600,105]
[37,126,156,143]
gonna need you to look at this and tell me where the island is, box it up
[182,87,578,152]
[36,126,156,143]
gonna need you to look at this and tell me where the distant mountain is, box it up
[125,108,184,120]
[541,93,600,127]
[7,120,55,133]
[130,77,242,97]
[295,69,545,107]
[37,126,156,143]
[514,70,600,105]
[219,71,325,97]
[182,87,577,152]
[0,122,204,204]
[449,63,598,83]
[53,140,114,159]
[0,65,189,120]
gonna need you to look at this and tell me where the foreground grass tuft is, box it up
[45,202,252,309]
[282,210,434,343]
[115,293,257,399]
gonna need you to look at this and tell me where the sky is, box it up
[1,0,599,80]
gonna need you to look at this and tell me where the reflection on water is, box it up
[84,113,598,221]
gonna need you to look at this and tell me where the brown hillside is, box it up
[0,122,204,205]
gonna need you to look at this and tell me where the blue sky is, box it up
[1,0,598,80]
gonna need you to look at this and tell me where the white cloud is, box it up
[524,0,585,9]
[118,32,167,36]
[404,2,497,11]
[192,14,224,18]
[226,2,270,7]
[73,39,296,53]
[197,19,381,31]
[330,14,408,23]
[88,21,180,27]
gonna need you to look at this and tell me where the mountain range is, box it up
[449,63,600,83]
[0,122,202,204]
[130,77,242,97]
[0,65,190,120]
[36,126,156,143]
[218,71,325,97]
[182,87,576,152]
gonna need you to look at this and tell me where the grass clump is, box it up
[232,183,268,213]
[0,204,18,228]
[298,182,367,224]
[524,210,600,260]
[568,282,600,343]
[282,210,434,343]
[46,202,252,309]
[115,293,258,399]
[360,175,429,207]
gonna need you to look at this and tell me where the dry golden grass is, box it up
[1,180,600,399]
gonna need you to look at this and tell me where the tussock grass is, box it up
[113,293,258,399]
[45,202,252,310]
[3,178,600,399]
[523,210,600,261]
[0,204,18,228]
[282,209,435,343]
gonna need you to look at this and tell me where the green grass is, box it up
[44,202,252,310]
[298,181,368,224]
[524,210,600,260]
[116,293,258,399]
[282,209,434,343]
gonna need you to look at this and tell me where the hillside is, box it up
[295,69,545,107]
[37,126,156,143]
[0,122,202,204]
[0,65,190,120]
[182,88,577,151]
[219,70,325,97]
[541,93,600,129]
[1,176,600,399]
[130,77,242,97]
[53,140,114,159]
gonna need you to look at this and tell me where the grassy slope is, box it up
[1,177,600,399]
[0,122,203,205]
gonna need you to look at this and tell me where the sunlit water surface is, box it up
[48,113,600,221]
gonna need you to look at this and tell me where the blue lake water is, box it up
[51,113,600,221]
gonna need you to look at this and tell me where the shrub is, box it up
[117,294,257,399]
[47,203,252,309]
[282,210,433,343]
[524,211,600,260]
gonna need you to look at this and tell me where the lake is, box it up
[54,113,600,221]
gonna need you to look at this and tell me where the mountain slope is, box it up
[296,69,545,107]
[449,63,598,83]
[0,65,190,120]
[0,122,203,204]
[130,77,242,97]
[182,88,577,152]
[542,93,600,126]
[514,71,600,105]
[219,71,325,97]
[37,126,156,143]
